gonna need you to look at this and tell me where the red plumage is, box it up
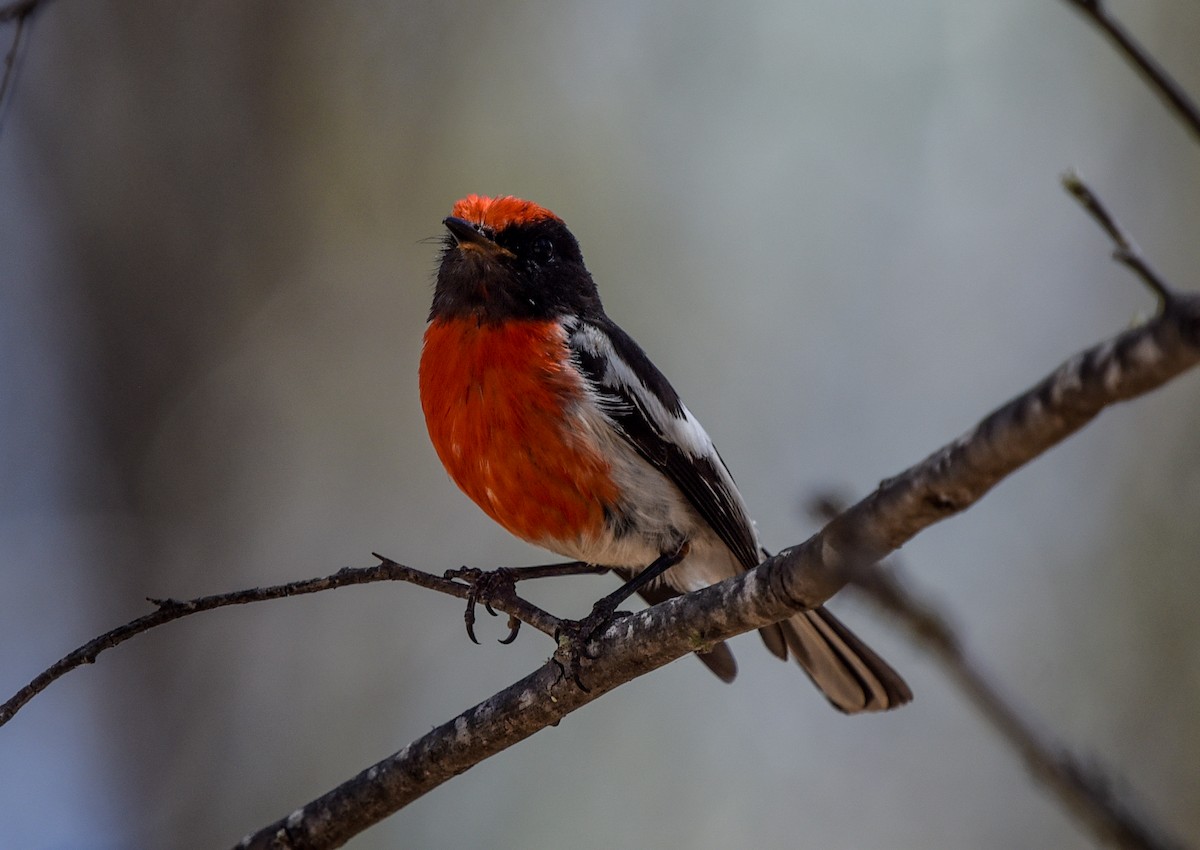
[420,316,618,549]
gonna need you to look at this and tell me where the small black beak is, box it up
[443,217,514,259]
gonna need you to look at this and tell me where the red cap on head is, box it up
[451,195,561,232]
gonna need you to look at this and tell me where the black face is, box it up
[431,217,603,323]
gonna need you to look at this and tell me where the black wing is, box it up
[567,316,761,571]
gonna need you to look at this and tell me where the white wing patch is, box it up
[568,320,716,459]
[563,316,762,571]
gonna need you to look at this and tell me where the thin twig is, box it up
[0,0,35,130]
[1059,0,1200,143]
[1063,171,1175,305]
[809,495,1184,850]
[0,556,566,728]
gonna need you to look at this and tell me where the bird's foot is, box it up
[552,598,633,691]
[443,566,522,645]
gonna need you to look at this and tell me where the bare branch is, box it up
[809,495,1185,850]
[0,556,570,728]
[861,562,1183,850]
[1059,0,1200,142]
[1063,171,1174,304]
[238,272,1200,846]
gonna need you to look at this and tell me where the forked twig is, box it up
[0,556,575,728]
[1062,171,1174,305]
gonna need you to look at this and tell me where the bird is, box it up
[418,194,911,712]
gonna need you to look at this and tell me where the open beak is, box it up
[443,217,515,260]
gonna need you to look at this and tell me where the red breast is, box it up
[419,315,619,549]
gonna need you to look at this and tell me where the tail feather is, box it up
[757,621,788,660]
[695,641,738,682]
[781,607,912,713]
[620,565,909,709]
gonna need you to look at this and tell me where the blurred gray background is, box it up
[1,1,1198,847]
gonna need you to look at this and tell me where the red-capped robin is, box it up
[419,195,911,712]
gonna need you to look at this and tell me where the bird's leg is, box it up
[444,561,611,644]
[555,542,690,690]
[592,542,690,618]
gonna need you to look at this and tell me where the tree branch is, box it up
[859,561,1184,850]
[0,557,569,728]
[809,495,1185,850]
[1059,0,1200,142]
[237,213,1200,846]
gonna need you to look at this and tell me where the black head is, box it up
[431,196,603,323]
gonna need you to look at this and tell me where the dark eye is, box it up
[530,236,554,265]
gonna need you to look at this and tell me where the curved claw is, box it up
[498,615,521,645]
[550,655,591,693]
[464,591,480,645]
[549,614,611,692]
[571,668,591,693]
[453,566,526,647]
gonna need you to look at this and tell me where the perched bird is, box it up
[419,194,911,712]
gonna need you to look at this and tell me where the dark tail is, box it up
[625,565,910,709]
[778,606,912,713]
